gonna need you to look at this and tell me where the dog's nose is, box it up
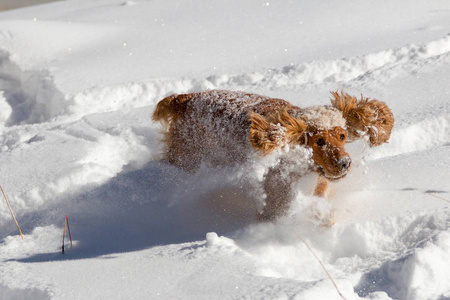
[338,156,352,170]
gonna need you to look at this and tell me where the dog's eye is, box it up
[340,134,345,141]
[316,138,325,146]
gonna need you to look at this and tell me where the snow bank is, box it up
[208,34,450,89]
[357,228,450,300]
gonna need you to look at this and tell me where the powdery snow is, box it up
[0,0,449,299]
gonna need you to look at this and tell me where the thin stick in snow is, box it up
[0,184,23,240]
[62,215,73,254]
[294,232,347,300]
[428,193,450,204]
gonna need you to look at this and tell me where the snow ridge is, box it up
[2,34,446,127]
[207,34,450,88]
[367,112,450,160]
[58,33,450,125]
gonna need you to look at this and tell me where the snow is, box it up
[0,0,449,299]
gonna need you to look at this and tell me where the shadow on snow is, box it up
[11,161,258,262]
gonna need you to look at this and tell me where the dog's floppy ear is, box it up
[330,91,394,147]
[249,110,306,155]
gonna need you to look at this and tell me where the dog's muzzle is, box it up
[317,156,352,181]
[338,156,352,171]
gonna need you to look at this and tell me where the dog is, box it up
[152,90,394,222]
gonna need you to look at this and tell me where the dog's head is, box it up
[249,91,394,180]
[249,108,352,181]
[301,106,352,180]
[305,127,351,180]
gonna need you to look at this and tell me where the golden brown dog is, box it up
[153,90,394,221]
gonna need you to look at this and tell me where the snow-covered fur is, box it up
[298,106,346,131]
[153,90,394,221]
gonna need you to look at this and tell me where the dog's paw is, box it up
[307,205,335,227]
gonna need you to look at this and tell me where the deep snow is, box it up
[0,0,450,299]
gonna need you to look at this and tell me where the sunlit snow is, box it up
[0,0,449,299]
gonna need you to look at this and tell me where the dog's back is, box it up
[153,90,293,170]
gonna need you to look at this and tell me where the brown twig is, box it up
[428,193,450,204]
[62,215,73,254]
[66,215,73,248]
[0,184,23,240]
[294,232,347,300]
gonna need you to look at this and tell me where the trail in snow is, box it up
[2,33,449,126]
[207,34,450,89]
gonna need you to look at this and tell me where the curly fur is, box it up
[249,110,307,155]
[330,90,394,146]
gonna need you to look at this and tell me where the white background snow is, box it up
[0,0,450,299]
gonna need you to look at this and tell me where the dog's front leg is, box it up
[312,174,335,226]
[313,175,330,198]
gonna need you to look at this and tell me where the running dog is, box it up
[153,90,394,221]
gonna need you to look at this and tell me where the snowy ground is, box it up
[0,0,58,12]
[0,0,449,299]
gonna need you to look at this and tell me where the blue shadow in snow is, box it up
[11,161,257,262]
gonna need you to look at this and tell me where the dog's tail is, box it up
[152,94,190,127]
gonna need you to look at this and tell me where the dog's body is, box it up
[153,90,394,221]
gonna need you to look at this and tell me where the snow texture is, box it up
[0,0,450,299]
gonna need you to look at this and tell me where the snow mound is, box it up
[208,34,450,88]
[367,112,450,160]
[0,49,64,125]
